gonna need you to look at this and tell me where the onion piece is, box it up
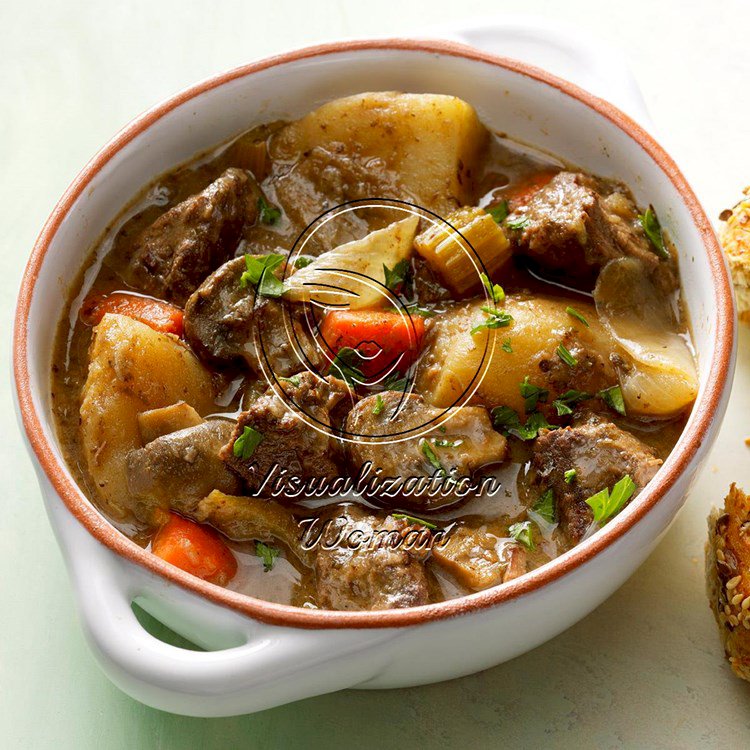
[594,257,698,417]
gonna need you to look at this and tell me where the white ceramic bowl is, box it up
[13,33,735,717]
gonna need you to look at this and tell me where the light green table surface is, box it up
[2,1,750,746]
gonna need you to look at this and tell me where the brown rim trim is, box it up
[13,38,735,630]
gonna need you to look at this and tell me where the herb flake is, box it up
[552,389,592,416]
[255,540,280,572]
[240,253,286,298]
[330,347,365,386]
[383,259,410,292]
[480,273,505,304]
[392,513,438,530]
[487,200,509,224]
[566,306,589,327]
[233,425,264,460]
[509,520,535,550]
[257,196,282,225]
[471,306,513,335]
[564,468,577,484]
[532,489,556,524]
[585,475,636,524]
[373,394,385,416]
[420,439,446,476]
[638,205,669,260]
[556,343,577,368]
[519,376,549,413]
[598,385,626,416]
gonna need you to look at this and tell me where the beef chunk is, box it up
[312,504,430,610]
[129,168,260,305]
[126,419,243,521]
[221,373,354,493]
[509,172,661,284]
[531,418,662,543]
[184,257,322,376]
[345,391,507,511]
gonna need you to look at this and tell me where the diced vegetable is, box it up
[80,292,184,336]
[414,206,511,295]
[319,309,425,379]
[502,170,558,209]
[284,216,418,310]
[151,513,237,586]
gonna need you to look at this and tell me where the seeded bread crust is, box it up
[706,484,750,681]
[719,188,750,324]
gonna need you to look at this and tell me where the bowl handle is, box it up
[419,15,653,127]
[44,477,395,716]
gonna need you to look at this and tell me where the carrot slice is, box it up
[80,292,184,336]
[504,169,558,209]
[320,309,425,379]
[151,513,237,586]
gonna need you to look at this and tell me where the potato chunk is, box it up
[416,295,620,414]
[80,313,216,522]
[271,92,489,214]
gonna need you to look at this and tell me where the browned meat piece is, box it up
[431,525,526,590]
[531,418,662,543]
[184,257,321,376]
[312,504,430,610]
[221,373,355,493]
[508,172,662,285]
[128,168,261,305]
[345,391,507,511]
[196,492,429,610]
[706,484,750,681]
[126,419,242,521]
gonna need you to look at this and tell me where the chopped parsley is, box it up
[519,376,549,412]
[433,438,463,448]
[420,439,446,476]
[330,347,365,386]
[383,259,410,291]
[509,520,535,550]
[480,273,505,304]
[255,541,280,572]
[501,339,513,354]
[278,375,301,387]
[233,425,263,460]
[532,488,556,523]
[565,306,589,327]
[598,385,626,416]
[638,205,669,260]
[294,255,313,269]
[487,200,509,224]
[257,196,282,225]
[506,216,529,231]
[585,475,636,524]
[372,394,385,415]
[552,389,592,416]
[564,468,577,484]
[405,302,436,318]
[383,372,409,392]
[392,513,438,530]
[239,253,285,298]
[471,306,514,335]
[556,343,577,368]
[492,406,555,441]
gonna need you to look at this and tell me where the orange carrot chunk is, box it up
[504,169,558,209]
[320,309,425,379]
[80,292,184,336]
[151,513,237,586]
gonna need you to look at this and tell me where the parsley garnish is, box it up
[564,468,577,484]
[255,540,280,572]
[501,339,513,354]
[383,372,408,392]
[239,253,285,298]
[471,306,513,335]
[532,489,556,523]
[492,406,555,441]
[565,306,589,327]
[330,347,365,386]
[278,375,301,387]
[556,343,577,368]
[552,389,591,416]
[372,394,385,415]
[487,200,509,224]
[420,440,446,476]
[598,385,626,416]
[383,259,410,291]
[585,475,636,524]
[294,255,313,269]
[233,425,263,460]
[509,520,535,550]
[433,438,463,448]
[257,196,281,225]
[506,216,529,231]
[405,302,436,318]
[392,513,438,530]
[480,273,505,304]
[519,376,549,412]
[638,205,669,260]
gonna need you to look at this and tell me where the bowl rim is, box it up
[13,37,734,630]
